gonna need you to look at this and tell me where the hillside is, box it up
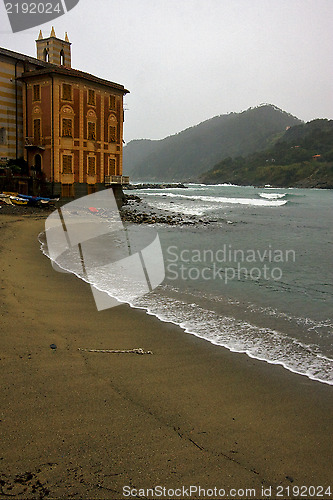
[124,105,302,182]
[199,119,333,188]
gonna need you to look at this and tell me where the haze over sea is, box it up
[42,185,333,385]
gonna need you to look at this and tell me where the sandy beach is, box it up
[0,213,332,499]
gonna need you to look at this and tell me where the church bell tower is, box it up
[36,27,71,67]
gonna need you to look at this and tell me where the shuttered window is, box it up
[62,155,73,174]
[88,122,96,140]
[109,95,116,110]
[109,126,116,143]
[88,89,95,105]
[62,84,72,101]
[62,118,72,137]
[33,119,41,142]
[88,156,96,176]
[109,158,116,175]
[33,84,40,101]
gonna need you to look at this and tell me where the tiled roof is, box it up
[20,66,129,93]
[0,46,48,67]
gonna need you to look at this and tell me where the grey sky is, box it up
[1,0,332,142]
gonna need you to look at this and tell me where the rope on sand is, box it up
[78,347,153,355]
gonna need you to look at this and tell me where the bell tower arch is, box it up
[36,28,71,67]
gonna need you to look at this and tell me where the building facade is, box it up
[0,28,129,198]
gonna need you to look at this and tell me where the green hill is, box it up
[124,104,302,182]
[199,119,333,188]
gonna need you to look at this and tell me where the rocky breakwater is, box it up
[121,194,213,226]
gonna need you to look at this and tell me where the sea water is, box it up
[40,185,333,385]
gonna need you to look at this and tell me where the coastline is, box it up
[1,213,332,499]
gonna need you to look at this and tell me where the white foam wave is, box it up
[146,201,208,216]
[144,192,287,207]
[186,183,207,187]
[205,183,241,187]
[130,292,333,386]
[259,192,286,200]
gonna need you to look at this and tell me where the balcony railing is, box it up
[105,175,130,185]
[25,137,45,149]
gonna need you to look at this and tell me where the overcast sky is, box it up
[1,0,332,142]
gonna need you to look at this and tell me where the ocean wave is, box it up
[130,290,333,386]
[146,201,208,216]
[205,183,241,187]
[259,192,286,200]
[143,192,287,207]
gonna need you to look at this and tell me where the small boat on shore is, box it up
[11,196,29,206]
[0,193,13,205]
[0,192,59,207]
[17,194,59,206]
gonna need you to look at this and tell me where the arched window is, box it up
[43,48,49,62]
[87,109,97,141]
[108,114,117,143]
[88,122,96,140]
[32,106,42,145]
[62,118,73,137]
[60,50,65,66]
[60,106,74,138]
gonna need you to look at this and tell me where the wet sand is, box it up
[0,213,332,499]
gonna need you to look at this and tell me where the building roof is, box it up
[19,66,129,94]
[0,46,49,68]
[0,45,129,94]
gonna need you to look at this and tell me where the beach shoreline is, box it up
[0,213,332,499]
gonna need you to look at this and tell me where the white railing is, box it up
[105,175,130,185]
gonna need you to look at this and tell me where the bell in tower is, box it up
[36,27,71,67]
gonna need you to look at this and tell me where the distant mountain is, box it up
[199,119,333,188]
[123,104,302,182]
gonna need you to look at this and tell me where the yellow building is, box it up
[0,28,129,199]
